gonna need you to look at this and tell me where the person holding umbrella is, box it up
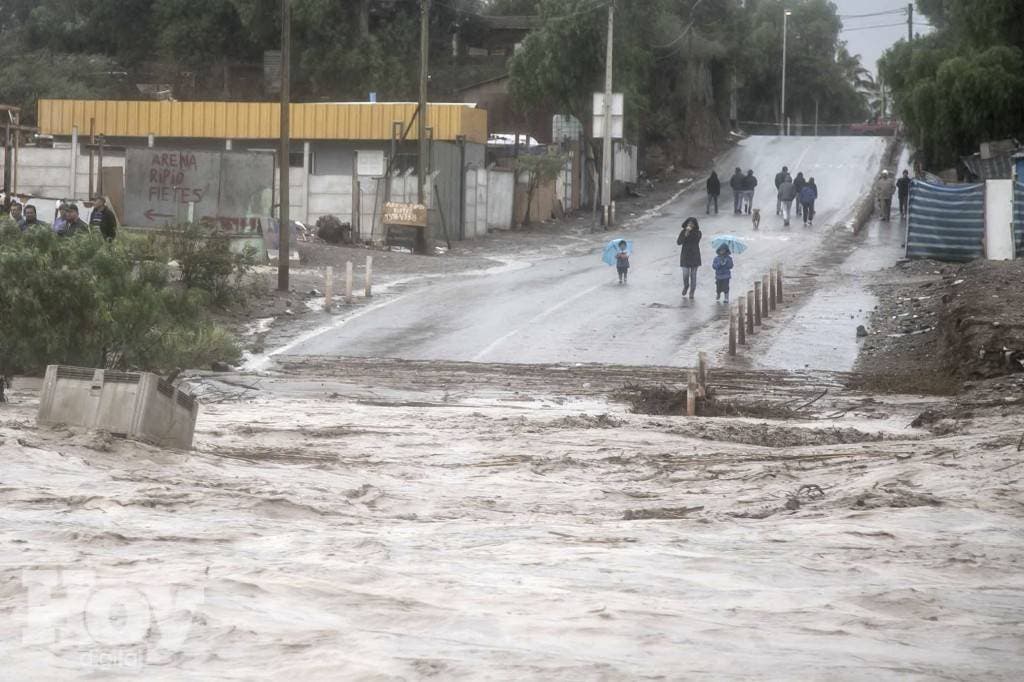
[602,238,633,284]
[677,217,702,299]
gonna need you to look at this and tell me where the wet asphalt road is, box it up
[285,136,888,366]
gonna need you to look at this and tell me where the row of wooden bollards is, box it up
[728,264,784,356]
[323,256,373,311]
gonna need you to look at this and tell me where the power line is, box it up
[840,21,915,32]
[838,9,906,20]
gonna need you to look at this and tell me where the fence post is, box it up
[747,291,755,335]
[364,255,373,297]
[345,261,354,304]
[729,309,737,356]
[754,281,762,326]
[777,264,784,303]
[323,266,333,311]
[687,371,697,417]
[769,267,777,311]
[762,274,770,317]
[698,351,707,396]
[737,298,746,345]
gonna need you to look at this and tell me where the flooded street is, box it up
[2,362,1022,679]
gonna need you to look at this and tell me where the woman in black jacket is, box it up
[677,217,702,299]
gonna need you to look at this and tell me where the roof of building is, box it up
[961,149,1020,180]
[37,99,488,144]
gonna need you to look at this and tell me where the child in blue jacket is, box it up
[712,244,734,303]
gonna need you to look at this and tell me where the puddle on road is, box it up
[756,286,877,371]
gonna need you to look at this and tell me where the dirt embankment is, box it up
[856,259,1024,393]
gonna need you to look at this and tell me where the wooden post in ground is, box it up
[746,291,755,335]
[777,264,784,302]
[754,281,762,326]
[737,298,746,345]
[687,371,697,416]
[698,351,707,397]
[364,256,373,297]
[323,266,334,311]
[762,274,770,316]
[729,309,737,355]
[345,261,354,304]
[769,267,777,311]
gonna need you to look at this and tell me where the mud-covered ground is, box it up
[2,359,1022,679]
[856,259,1024,393]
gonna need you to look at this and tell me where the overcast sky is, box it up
[831,0,934,75]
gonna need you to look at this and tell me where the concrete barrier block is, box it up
[37,366,198,450]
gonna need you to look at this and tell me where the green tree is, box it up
[879,0,1024,167]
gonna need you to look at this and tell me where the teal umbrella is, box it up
[711,234,748,255]
[602,238,633,265]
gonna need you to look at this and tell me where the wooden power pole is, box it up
[600,3,614,227]
[278,0,291,291]
[417,0,431,254]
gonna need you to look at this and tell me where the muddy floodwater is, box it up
[2,361,1022,679]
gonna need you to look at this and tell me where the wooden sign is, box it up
[383,202,427,228]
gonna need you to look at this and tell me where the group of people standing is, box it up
[705,166,818,227]
[874,169,912,221]
[1,197,117,240]
[772,166,818,227]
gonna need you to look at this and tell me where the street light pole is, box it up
[780,9,791,136]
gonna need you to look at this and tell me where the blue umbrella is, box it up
[602,238,633,265]
[711,234,748,255]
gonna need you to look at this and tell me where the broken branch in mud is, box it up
[623,505,704,520]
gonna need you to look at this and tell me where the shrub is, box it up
[168,222,257,307]
[0,229,240,374]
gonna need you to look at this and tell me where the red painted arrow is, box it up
[144,209,175,221]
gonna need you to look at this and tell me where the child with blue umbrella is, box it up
[602,238,633,284]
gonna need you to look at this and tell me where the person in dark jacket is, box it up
[799,178,818,227]
[89,196,117,241]
[58,204,89,237]
[706,171,721,215]
[741,170,758,215]
[729,167,744,214]
[774,166,790,215]
[896,169,912,218]
[712,244,734,303]
[677,217,702,299]
[793,172,806,217]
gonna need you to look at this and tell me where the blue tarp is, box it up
[906,180,986,262]
[1015,181,1024,258]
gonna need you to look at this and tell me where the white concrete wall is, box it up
[985,179,1016,260]
[0,145,126,201]
[307,174,353,227]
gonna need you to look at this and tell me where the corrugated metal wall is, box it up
[38,100,487,144]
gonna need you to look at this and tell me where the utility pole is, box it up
[278,0,291,291]
[418,0,430,253]
[780,9,791,136]
[418,0,430,206]
[601,3,614,227]
[907,3,913,43]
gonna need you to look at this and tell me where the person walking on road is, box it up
[793,172,806,217]
[614,240,630,284]
[706,171,721,215]
[712,244,734,304]
[774,166,790,215]
[778,175,797,227]
[729,168,744,214]
[677,217,702,299]
[896,169,912,219]
[799,178,818,227]
[876,170,896,222]
[741,170,758,215]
